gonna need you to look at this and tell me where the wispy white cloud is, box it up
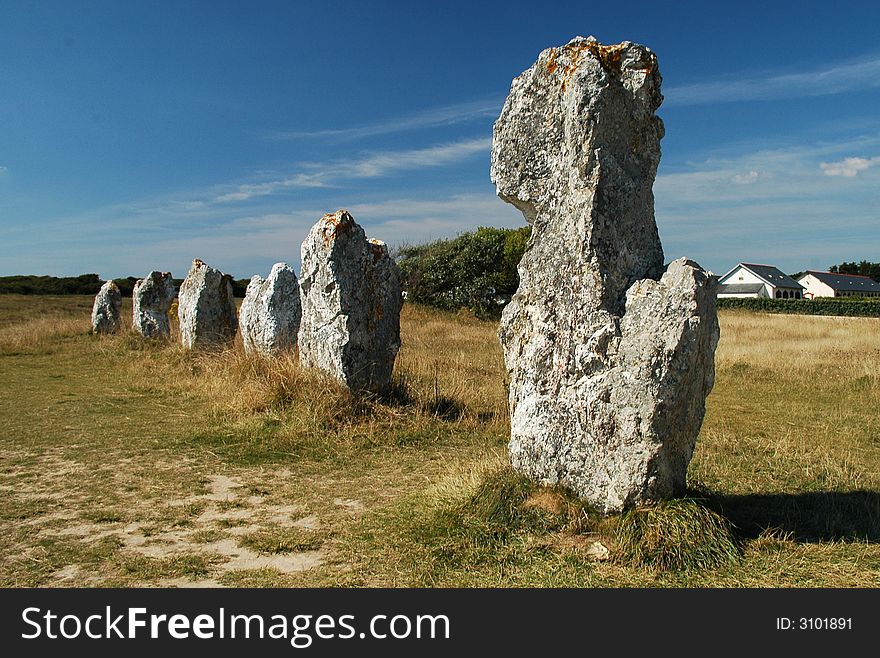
[348,193,524,245]
[657,133,880,204]
[820,156,880,177]
[0,191,522,278]
[166,200,206,211]
[269,99,502,141]
[665,54,880,106]
[655,134,880,273]
[339,138,491,176]
[730,170,759,185]
[213,174,330,203]
[211,137,491,203]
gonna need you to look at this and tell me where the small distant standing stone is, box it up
[90,280,122,334]
[240,262,302,356]
[298,210,402,394]
[132,271,176,338]
[177,259,238,349]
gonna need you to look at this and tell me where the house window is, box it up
[775,290,782,298]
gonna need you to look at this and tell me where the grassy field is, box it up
[0,294,877,587]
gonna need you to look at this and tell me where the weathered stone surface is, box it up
[240,262,301,356]
[298,210,402,394]
[491,37,719,513]
[132,271,176,338]
[90,280,122,334]
[178,259,238,349]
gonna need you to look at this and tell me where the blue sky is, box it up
[1,0,879,279]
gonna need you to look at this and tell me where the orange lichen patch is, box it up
[583,41,626,73]
[319,209,355,244]
[368,239,387,262]
[558,42,590,91]
[192,259,205,268]
[546,49,558,74]
[557,40,629,91]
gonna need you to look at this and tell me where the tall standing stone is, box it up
[132,271,176,338]
[298,210,402,394]
[177,259,238,349]
[240,262,301,356]
[90,280,122,334]
[491,37,719,513]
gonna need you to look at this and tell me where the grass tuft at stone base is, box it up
[611,498,741,571]
[405,465,741,576]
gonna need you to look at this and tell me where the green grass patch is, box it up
[188,529,228,544]
[82,509,124,524]
[351,466,744,584]
[386,466,600,583]
[238,527,325,554]
[612,499,741,571]
[119,552,221,580]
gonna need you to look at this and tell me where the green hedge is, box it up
[397,226,531,319]
[717,297,880,317]
[1,274,252,298]
[0,274,104,296]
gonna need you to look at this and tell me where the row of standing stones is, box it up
[90,210,403,396]
[91,36,719,514]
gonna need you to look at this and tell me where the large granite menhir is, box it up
[91,280,122,334]
[491,37,719,513]
[178,259,238,349]
[240,262,301,356]
[132,271,176,338]
[298,210,402,394]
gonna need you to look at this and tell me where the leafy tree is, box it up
[396,226,531,319]
[829,261,880,282]
[112,277,139,297]
[231,278,252,298]
[0,274,103,295]
[0,273,253,297]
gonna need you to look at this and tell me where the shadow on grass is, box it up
[707,490,880,542]
[422,396,465,421]
[373,378,466,421]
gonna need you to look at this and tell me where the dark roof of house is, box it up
[802,271,880,292]
[721,263,804,290]
[717,283,765,295]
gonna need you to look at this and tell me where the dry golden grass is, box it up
[0,315,89,355]
[695,310,880,499]
[119,303,510,460]
[716,309,880,380]
[0,296,877,587]
[394,305,509,421]
[0,294,94,354]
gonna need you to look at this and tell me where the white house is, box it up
[717,263,805,299]
[797,271,880,299]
